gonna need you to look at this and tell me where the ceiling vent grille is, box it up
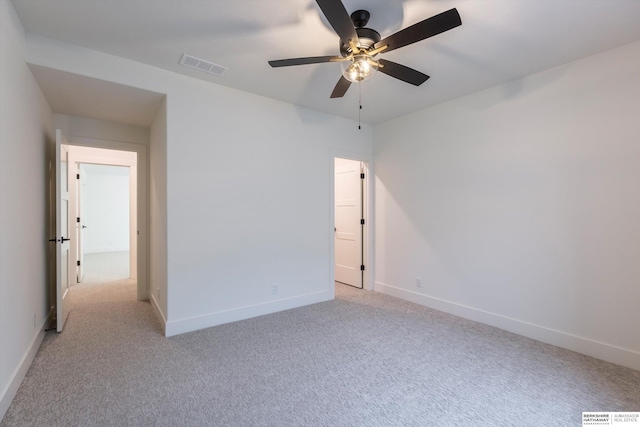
[179,54,227,77]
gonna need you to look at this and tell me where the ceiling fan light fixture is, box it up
[268,1,462,98]
[341,54,377,83]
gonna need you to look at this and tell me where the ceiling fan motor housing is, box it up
[340,27,381,56]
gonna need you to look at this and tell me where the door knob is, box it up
[82,225,87,229]
[61,237,70,243]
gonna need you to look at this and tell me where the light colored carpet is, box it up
[2,282,639,426]
[79,251,130,286]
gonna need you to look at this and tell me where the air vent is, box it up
[179,54,227,77]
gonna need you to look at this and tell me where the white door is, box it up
[77,165,87,283]
[55,129,71,332]
[335,158,363,288]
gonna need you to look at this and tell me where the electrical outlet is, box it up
[271,285,278,295]
[416,277,422,288]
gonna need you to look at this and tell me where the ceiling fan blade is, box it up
[316,0,359,44]
[330,76,352,98]
[268,56,343,67]
[378,59,430,86]
[374,8,461,53]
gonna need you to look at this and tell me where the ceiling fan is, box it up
[268,0,462,98]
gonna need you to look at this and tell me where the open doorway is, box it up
[334,157,366,289]
[77,163,131,285]
[67,145,139,290]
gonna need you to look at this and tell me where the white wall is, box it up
[165,83,372,336]
[0,0,54,419]
[374,40,640,371]
[25,33,373,336]
[149,98,168,321]
[54,114,149,145]
[81,164,130,253]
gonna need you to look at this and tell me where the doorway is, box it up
[334,157,366,289]
[63,140,147,300]
[77,163,132,285]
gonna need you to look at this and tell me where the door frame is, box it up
[77,166,86,282]
[334,158,364,289]
[330,149,373,292]
[63,136,148,300]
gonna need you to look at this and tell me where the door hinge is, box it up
[360,265,365,271]
[77,217,80,223]
[360,219,365,225]
[76,173,80,179]
[360,173,365,179]
[77,260,81,266]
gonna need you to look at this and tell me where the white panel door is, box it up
[335,159,363,288]
[55,129,71,332]
[78,166,86,283]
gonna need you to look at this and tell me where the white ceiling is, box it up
[12,0,640,125]
[28,65,165,127]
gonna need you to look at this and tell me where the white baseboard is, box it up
[150,294,167,336]
[165,290,333,337]
[0,308,53,420]
[376,282,640,372]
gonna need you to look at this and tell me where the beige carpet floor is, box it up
[2,281,639,426]
[79,251,130,286]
